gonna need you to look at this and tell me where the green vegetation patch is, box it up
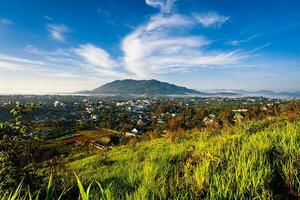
[48,120,300,199]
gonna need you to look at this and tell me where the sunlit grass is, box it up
[1,119,300,199]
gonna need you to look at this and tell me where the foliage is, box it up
[0,104,42,191]
[86,79,201,95]
[1,101,300,199]
[21,118,298,199]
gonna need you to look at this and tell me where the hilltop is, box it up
[78,79,204,95]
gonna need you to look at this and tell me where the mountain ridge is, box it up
[76,79,300,98]
[78,79,205,95]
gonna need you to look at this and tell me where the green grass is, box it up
[62,118,299,199]
[2,118,300,199]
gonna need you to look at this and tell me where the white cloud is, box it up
[24,44,128,79]
[0,43,127,93]
[0,60,28,71]
[47,24,69,41]
[243,43,271,54]
[25,45,72,57]
[194,12,229,28]
[43,15,53,21]
[0,44,125,80]
[0,0,269,93]
[97,8,111,16]
[145,14,192,30]
[74,44,117,69]
[0,53,45,65]
[227,34,261,46]
[145,0,175,13]
[121,14,243,77]
[0,18,13,25]
[36,71,80,78]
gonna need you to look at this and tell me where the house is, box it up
[125,127,142,137]
[117,102,126,106]
[232,109,248,113]
[203,114,217,125]
[91,114,99,121]
[261,106,268,111]
[53,101,60,107]
[137,119,144,126]
[131,128,139,134]
[125,132,137,137]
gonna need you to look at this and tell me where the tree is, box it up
[0,104,42,191]
[220,106,234,125]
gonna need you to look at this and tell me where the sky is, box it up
[0,0,300,94]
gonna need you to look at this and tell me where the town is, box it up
[0,95,286,147]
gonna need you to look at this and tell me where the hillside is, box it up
[79,79,204,95]
[48,118,300,199]
[1,101,300,199]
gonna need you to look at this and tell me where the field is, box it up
[44,128,121,148]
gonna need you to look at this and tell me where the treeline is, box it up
[148,100,299,135]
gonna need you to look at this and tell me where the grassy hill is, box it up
[26,118,299,199]
[1,101,300,199]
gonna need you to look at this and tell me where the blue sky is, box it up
[0,0,300,93]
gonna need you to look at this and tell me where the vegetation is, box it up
[2,116,300,199]
[0,100,300,199]
[0,104,42,191]
[57,118,299,199]
[80,79,203,95]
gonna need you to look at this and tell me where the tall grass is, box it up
[1,119,300,199]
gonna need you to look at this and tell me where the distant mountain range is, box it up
[209,89,300,98]
[77,79,300,98]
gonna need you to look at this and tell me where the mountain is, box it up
[237,90,300,98]
[78,79,205,95]
[211,89,300,98]
[76,79,299,98]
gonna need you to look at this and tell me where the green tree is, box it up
[0,104,42,191]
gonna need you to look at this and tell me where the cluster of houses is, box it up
[0,95,285,142]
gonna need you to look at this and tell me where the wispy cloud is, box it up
[0,0,273,92]
[244,43,271,54]
[121,13,243,77]
[0,48,85,78]
[0,18,13,25]
[47,24,69,42]
[227,34,261,46]
[97,8,111,16]
[36,71,80,78]
[43,15,53,21]
[2,43,127,79]
[0,53,45,65]
[0,60,28,71]
[74,44,130,78]
[25,45,72,57]
[145,0,176,13]
[194,12,229,28]
[74,44,117,69]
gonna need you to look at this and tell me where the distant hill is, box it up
[211,89,300,98]
[78,79,205,95]
[76,79,299,98]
